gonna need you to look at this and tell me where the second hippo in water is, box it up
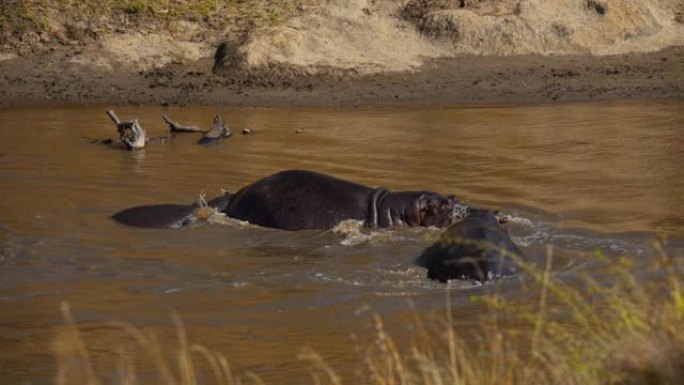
[415,208,524,282]
[112,170,464,231]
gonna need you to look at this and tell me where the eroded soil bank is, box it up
[1,47,682,108]
[0,0,682,107]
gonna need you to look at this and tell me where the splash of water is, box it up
[331,219,406,246]
[206,212,252,228]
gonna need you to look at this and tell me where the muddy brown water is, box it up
[0,101,683,384]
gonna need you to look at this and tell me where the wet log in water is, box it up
[164,113,232,145]
[106,110,147,150]
[197,114,232,145]
[163,114,205,133]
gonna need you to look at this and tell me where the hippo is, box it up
[415,208,523,282]
[112,170,464,231]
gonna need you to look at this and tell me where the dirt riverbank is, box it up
[1,46,682,108]
[0,0,682,108]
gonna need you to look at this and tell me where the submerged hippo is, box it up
[112,170,463,231]
[415,208,523,282]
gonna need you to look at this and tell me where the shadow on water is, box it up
[0,100,682,384]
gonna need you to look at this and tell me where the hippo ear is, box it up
[415,194,440,224]
[413,194,429,225]
[416,193,430,208]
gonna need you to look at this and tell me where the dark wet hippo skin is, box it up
[112,193,232,229]
[415,208,523,282]
[224,170,460,230]
[112,170,461,231]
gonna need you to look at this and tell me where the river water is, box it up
[0,101,682,384]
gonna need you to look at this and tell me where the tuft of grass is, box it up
[55,302,246,385]
[0,0,50,39]
[385,241,684,385]
[267,8,284,27]
[122,0,149,15]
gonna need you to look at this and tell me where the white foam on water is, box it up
[505,211,645,256]
[163,287,182,295]
[204,210,253,228]
[331,219,410,246]
[508,215,535,228]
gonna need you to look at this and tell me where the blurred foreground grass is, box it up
[54,243,684,385]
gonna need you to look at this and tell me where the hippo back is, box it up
[415,209,523,282]
[223,170,374,230]
[111,193,233,229]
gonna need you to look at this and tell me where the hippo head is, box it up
[416,193,465,228]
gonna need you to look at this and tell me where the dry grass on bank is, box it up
[0,0,320,46]
[54,243,684,385]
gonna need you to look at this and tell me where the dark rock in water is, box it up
[415,208,523,283]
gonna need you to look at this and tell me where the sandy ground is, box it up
[0,0,682,108]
